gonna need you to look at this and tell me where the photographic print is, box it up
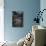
[12,11,23,27]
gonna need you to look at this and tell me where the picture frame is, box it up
[12,11,23,27]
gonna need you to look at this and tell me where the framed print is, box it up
[12,11,23,27]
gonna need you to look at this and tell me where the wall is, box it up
[4,0,40,42]
[40,0,46,26]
